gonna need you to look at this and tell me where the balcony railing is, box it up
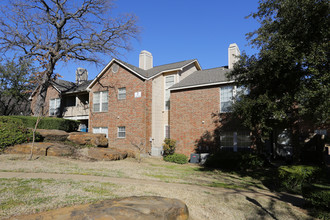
[63,105,89,117]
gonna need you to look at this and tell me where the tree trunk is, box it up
[251,126,263,154]
[291,104,301,163]
[34,73,51,116]
[29,115,42,160]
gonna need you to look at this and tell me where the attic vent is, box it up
[112,63,119,73]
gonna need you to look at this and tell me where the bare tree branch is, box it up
[0,0,140,116]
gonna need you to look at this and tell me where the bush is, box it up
[302,183,330,219]
[162,138,176,156]
[204,151,264,171]
[277,165,323,194]
[10,116,78,132]
[163,153,188,164]
[0,116,41,151]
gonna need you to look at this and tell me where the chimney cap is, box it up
[139,50,153,70]
[228,43,240,69]
[140,50,152,55]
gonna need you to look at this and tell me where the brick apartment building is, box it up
[31,44,248,156]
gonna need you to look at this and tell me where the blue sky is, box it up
[58,0,261,82]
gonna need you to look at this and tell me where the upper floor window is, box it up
[49,98,60,116]
[165,75,175,110]
[118,87,126,100]
[220,86,233,113]
[220,85,248,113]
[93,91,108,112]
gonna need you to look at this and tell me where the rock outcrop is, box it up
[4,142,75,156]
[11,196,189,220]
[36,129,69,142]
[67,132,108,147]
[86,148,128,161]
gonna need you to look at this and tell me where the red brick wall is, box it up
[89,62,152,153]
[170,86,220,156]
[31,85,61,116]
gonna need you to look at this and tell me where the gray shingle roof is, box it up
[51,79,92,94]
[116,59,197,79]
[170,67,232,90]
[65,80,93,93]
[145,59,197,78]
[52,79,76,92]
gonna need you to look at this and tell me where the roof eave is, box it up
[170,80,235,91]
[148,59,201,80]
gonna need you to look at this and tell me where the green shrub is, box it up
[10,116,78,132]
[0,116,42,151]
[277,165,323,194]
[204,151,264,171]
[302,183,330,219]
[164,153,188,164]
[162,138,176,156]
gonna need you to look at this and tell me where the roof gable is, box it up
[87,58,201,90]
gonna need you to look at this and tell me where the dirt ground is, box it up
[0,154,314,220]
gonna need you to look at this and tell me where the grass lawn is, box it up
[0,154,313,220]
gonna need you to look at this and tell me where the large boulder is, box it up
[4,142,75,157]
[36,129,69,142]
[11,196,189,220]
[67,132,108,147]
[87,148,128,161]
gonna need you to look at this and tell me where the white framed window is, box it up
[220,85,248,113]
[93,91,108,112]
[93,127,108,138]
[220,86,234,113]
[118,126,126,138]
[165,125,170,139]
[118,87,126,100]
[49,98,60,116]
[220,131,251,152]
[165,75,175,110]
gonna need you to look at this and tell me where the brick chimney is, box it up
[76,68,88,85]
[139,50,153,70]
[228,43,240,69]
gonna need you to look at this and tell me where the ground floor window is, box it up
[118,126,126,138]
[93,127,108,138]
[220,131,251,152]
[165,125,170,139]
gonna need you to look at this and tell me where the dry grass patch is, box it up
[0,178,118,218]
[0,155,314,220]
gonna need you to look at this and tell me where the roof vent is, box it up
[139,50,153,70]
[228,43,240,69]
[76,68,88,85]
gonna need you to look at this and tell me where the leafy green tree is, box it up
[228,0,329,162]
[0,59,34,115]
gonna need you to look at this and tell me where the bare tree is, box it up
[0,0,139,116]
